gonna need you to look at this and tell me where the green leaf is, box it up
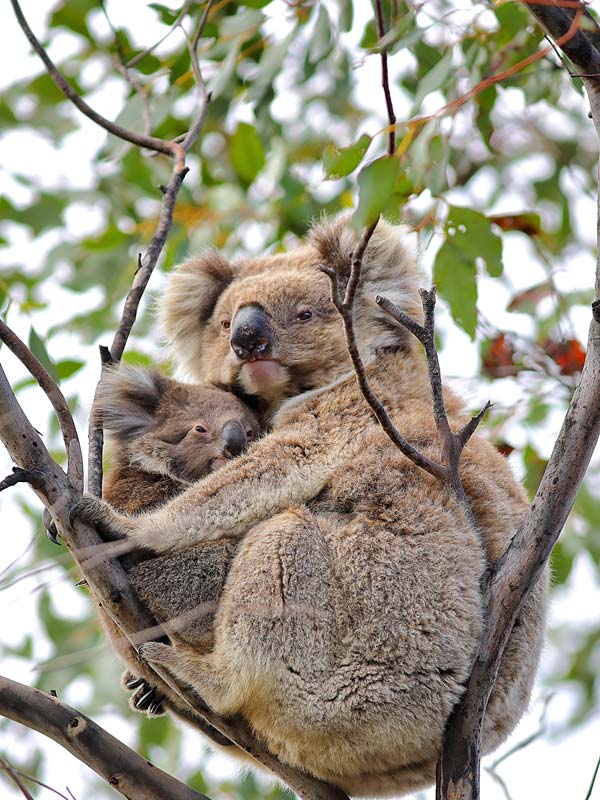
[338,0,353,32]
[148,3,179,25]
[309,7,333,64]
[229,122,265,184]
[323,134,372,179]
[55,359,85,380]
[49,0,96,42]
[352,157,400,229]
[411,49,453,113]
[207,39,241,98]
[446,205,503,277]
[433,206,503,338]
[28,327,58,382]
[433,240,478,339]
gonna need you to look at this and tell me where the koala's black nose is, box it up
[230,305,272,361]
[221,421,247,458]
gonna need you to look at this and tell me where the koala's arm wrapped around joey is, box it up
[76,403,362,555]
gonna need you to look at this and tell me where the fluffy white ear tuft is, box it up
[310,214,423,352]
[95,366,169,441]
[160,252,235,377]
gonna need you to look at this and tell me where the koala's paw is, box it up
[122,670,166,716]
[69,495,130,542]
[138,641,177,670]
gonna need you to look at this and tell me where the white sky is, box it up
[0,2,599,799]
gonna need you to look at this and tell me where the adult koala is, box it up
[76,216,547,796]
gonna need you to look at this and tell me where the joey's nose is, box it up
[221,421,247,458]
[230,305,272,361]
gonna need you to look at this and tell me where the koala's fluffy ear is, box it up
[310,214,422,352]
[95,366,169,441]
[160,252,235,378]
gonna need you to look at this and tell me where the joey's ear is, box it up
[310,214,423,351]
[95,366,170,441]
[160,252,234,377]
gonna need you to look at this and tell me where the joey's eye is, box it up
[296,309,313,322]
[246,429,255,441]
[220,319,231,331]
[195,425,207,433]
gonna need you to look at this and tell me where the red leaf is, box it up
[488,212,541,236]
[544,338,586,375]
[507,281,553,313]
[495,441,515,458]
[482,333,520,378]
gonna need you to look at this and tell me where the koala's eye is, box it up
[220,319,231,331]
[296,309,313,322]
[246,428,255,441]
[195,425,207,433]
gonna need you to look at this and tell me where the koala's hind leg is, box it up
[138,641,235,714]
[140,508,346,719]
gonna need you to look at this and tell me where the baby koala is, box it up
[95,365,260,716]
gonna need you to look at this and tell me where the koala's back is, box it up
[196,388,547,795]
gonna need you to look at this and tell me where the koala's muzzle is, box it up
[221,420,247,458]
[231,305,272,361]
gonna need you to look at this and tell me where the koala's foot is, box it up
[138,641,178,671]
[122,670,166,716]
[69,495,133,543]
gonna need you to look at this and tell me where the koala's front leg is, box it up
[69,495,142,551]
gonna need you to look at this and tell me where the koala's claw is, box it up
[122,670,166,716]
[43,509,61,545]
[133,684,165,716]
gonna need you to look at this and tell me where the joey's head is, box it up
[161,215,422,414]
[96,366,260,481]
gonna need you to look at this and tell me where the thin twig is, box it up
[584,749,600,800]
[0,319,83,493]
[100,1,153,136]
[0,757,77,800]
[126,0,196,69]
[9,0,183,163]
[0,755,35,800]
[484,693,554,800]
[87,1,214,496]
[374,0,397,155]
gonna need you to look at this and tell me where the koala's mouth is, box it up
[241,358,281,385]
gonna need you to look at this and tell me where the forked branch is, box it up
[323,236,489,532]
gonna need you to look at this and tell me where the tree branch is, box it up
[0,466,44,493]
[436,4,600,797]
[321,223,446,482]
[0,676,210,800]
[526,0,600,89]
[9,0,184,161]
[375,289,490,532]
[0,319,83,493]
